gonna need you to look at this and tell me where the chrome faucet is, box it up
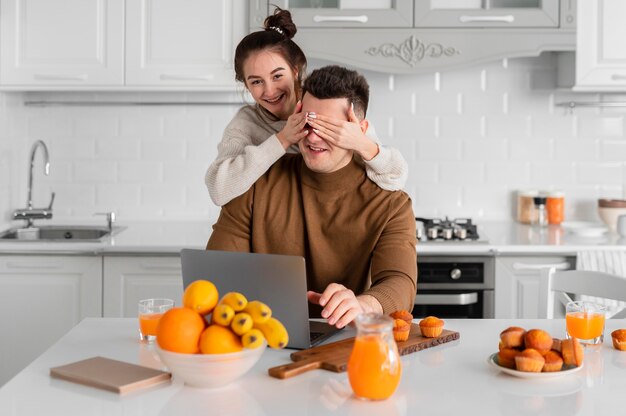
[13,140,55,227]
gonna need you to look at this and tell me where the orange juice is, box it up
[347,334,401,400]
[566,311,605,340]
[139,312,163,337]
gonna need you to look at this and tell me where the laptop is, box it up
[180,249,341,349]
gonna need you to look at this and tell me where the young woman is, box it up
[205,8,408,206]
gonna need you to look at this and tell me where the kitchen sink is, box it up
[0,225,122,241]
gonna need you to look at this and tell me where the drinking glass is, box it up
[138,298,174,342]
[347,313,401,400]
[565,301,606,346]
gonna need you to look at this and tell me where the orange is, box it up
[183,280,219,315]
[199,324,243,354]
[156,307,205,354]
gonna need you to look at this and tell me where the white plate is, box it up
[561,221,608,237]
[488,353,583,379]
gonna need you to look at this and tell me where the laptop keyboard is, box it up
[310,331,325,343]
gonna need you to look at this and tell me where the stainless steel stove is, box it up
[415,217,483,242]
[414,217,494,318]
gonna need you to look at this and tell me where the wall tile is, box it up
[118,162,163,184]
[485,162,530,186]
[602,140,626,162]
[438,116,483,138]
[577,116,625,138]
[439,162,485,184]
[140,140,185,161]
[509,138,553,161]
[529,162,576,186]
[461,138,507,161]
[486,116,530,138]
[73,161,117,183]
[577,163,623,185]
[417,139,462,161]
[553,139,599,162]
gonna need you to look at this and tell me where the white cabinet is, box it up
[575,0,626,91]
[0,0,125,87]
[103,256,183,318]
[0,255,102,386]
[414,0,560,28]
[251,0,576,74]
[495,256,575,319]
[0,0,247,90]
[125,0,246,89]
[260,0,413,28]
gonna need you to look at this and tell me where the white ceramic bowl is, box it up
[598,207,626,232]
[156,343,265,388]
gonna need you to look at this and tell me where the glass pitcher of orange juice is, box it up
[347,313,401,400]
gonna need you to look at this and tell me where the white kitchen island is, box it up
[1,318,625,415]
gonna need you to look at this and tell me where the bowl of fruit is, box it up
[155,281,288,388]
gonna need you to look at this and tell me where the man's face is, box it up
[299,94,354,173]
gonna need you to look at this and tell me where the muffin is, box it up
[611,329,626,351]
[551,338,562,353]
[419,316,444,338]
[524,329,553,355]
[390,310,413,325]
[515,348,545,372]
[499,326,526,349]
[542,350,564,372]
[561,338,584,367]
[392,319,411,342]
[497,348,520,369]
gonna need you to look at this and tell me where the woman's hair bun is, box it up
[264,7,297,39]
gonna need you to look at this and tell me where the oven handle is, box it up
[414,292,478,305]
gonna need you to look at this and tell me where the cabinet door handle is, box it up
[313,15,368,23]
[6,261,63,269]
[459,15,515,23]
[34,74,88,81]
[138,260,180,271]
[611,74,626,81]
[512,262,570,271]
[159,74,215,81]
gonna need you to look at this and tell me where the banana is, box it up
[220,292,248,312]
[241,328,265,349]
[254,317,289,349]
[211,303,235,326]
[230,312,254,336]
[243,300,272,324]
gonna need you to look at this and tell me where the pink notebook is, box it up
[50,356,171,394]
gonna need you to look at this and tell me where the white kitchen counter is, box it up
[1,318,625,415]
[0,220,624,256]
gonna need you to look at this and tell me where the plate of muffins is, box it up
[489,327,584,379]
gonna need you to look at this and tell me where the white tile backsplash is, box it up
[2,54,626,224]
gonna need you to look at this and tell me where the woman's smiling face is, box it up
[243,50,298,120]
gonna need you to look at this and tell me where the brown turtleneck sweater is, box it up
[206,154,417,316]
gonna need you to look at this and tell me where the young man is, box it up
[207,65,417,328]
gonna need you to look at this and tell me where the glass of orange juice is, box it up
[138,298,174,342]
[347,313,401,400]
[565,301,607,346]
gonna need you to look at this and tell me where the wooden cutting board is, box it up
[268,324,459,379]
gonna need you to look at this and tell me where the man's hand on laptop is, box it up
[307,283,383,329]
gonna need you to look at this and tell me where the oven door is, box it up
[413,289,494,319]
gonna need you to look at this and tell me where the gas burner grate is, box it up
[415,217,480,241]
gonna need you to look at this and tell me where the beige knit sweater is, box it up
[206,154,418,316]
[205,104,409,206]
